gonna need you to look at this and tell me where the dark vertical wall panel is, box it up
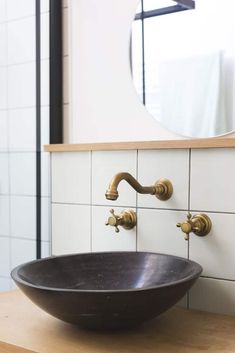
[50,0,63,143]
[36,0,41,259]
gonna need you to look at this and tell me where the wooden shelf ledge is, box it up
[44,138,235,152]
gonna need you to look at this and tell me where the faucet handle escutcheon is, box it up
[177,212,212,241]
[105,208,137,233]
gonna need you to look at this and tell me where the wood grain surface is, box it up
[44,138,235,152]
[0,290,235,353]
[0,341,37,353]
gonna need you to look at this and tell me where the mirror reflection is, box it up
[131,0,235,138]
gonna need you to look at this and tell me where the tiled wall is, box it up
[51,148,235,316]
[0,0,51,291]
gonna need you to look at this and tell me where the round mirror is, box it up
[131,0,235,138]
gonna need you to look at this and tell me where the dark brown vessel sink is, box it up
[11,252,202,330]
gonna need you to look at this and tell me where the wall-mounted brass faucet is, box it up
[177,212,212,240]
[105,209,137,233]
[105,172,173,201]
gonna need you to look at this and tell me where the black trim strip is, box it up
[141,0,145,105]
[36,0,41,259]
[135,5,191,20]
[172,0,195,9]
[50,0,63,143]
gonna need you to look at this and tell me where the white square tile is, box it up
[52,203,91,255]
[0,24,6,65]
[8,62,36,109]
[41,59,49,106]
[137,150,189,209]
[189,277,235,316]
[41,197,50,242]
[6,0,35,20]
[0,237,10,276]
[92,151,137,207]
[11,238,36,268]
[41,13,49,59]
[41,241,51,258]
[0,195,9,236]
[0,67,7,109]
[52,152,91,204]
[7,16,35,65]
[63,8,69,56]
[63,56,69,104]
[40,0,49,13]
[0,153,9,194]
[191,149,235,212]
[41,106,49,149]
[0,0,6,23]
[0,111,8,151]
[189,212,235,280]
[10,153,36,195]
[10,196,36,239]
[137,209,188,258]
[92,206,136,252]
[0,277,11,292]
[41,152,50,197]
[8,108,36,151]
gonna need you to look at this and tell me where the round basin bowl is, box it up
[11,252,202,330]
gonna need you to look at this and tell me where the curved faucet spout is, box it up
[105,172,173,201]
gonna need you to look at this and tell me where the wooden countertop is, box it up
[1,290,235,353]
[44,138,235,152]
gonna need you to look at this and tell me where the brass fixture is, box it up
[105,172,173,201]
[177,212,212,240]
[105,208,137,233]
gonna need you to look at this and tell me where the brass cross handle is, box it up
[105,209,137,233]
[177,212,212,241]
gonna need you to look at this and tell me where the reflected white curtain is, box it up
[156,51,227,138]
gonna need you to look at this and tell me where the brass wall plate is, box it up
[193,214,212,237]
[155,178,173,201]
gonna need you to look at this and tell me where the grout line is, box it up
[188,149,191,212]
[90,151,93,252]
[0,104,50,112]
[6,194,37,198]
[5,23,12,279]
[0,150,37,154]
[186,148,191,309]
[189,209,235,215]
[49,154,53,255]
[0,14,37,25]
[50,201,235,215]
[51,202,188,211]
[136,149,138,251]
[200,275,235,283]
[0,235,37,241]
[0,59,36,68]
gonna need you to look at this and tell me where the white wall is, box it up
[68,0,235,142]
[68,0,182,142]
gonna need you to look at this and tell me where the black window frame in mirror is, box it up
[132,0,195,105]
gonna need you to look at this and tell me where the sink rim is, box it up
[11,251,202,293]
